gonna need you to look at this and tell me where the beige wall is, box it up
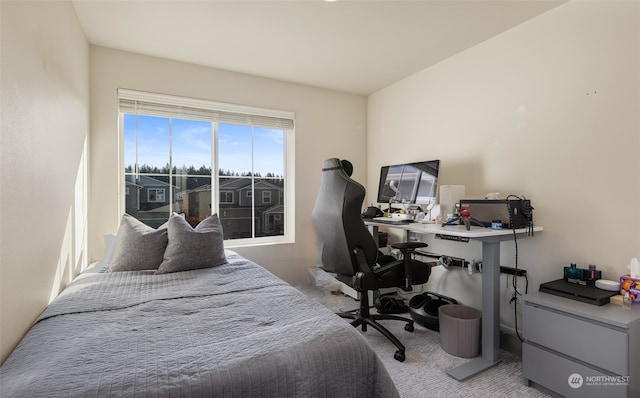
[89,47,367,287]
[368,1,640,331]
[0,1,90,363]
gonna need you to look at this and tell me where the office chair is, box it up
[311,158,431,362]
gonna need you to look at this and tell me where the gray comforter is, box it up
[1,251,399,397]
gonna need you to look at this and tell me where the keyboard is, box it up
[371,217,411,224]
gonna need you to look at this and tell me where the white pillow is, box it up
[156,214,227,274]
[98,233,117,272]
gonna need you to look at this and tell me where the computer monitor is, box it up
[376,160,440,205]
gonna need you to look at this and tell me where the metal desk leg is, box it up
[367,224,379,243]
[447,240,501,381]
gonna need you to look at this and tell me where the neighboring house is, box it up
[124,179,143,215]
[218,178,285,239]
[124,175,179,228]
[178,184,212,226]
[262,204,284,236]
[178,177,285,239]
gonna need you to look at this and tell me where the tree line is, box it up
[125,164,283,190]
[125,164,283,178]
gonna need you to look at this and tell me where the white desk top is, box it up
[364,219,543,240]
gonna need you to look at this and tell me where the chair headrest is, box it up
[321,158,353,177]
[321,158,342,171]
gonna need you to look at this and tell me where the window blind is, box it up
[118,89,294,130]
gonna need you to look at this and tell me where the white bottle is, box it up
[623,292,632,309]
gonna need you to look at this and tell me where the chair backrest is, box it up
[311,158,378,280]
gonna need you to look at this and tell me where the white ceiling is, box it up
[72,0,564,95]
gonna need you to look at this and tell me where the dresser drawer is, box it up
[523,302,628,375]
[523,343,628,398]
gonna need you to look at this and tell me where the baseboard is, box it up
[500,328,523,356]
[525,380,563,398]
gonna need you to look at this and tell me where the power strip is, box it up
[500,266,527,277]
[414,249,527,277]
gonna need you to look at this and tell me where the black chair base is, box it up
[337,290,414,362]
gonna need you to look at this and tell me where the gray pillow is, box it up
[156,214,227,274]
[109,214,168,272]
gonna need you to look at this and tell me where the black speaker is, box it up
[459,199,532,229]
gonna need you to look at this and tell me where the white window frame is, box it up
[118,89,295,247]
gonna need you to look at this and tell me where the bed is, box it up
[0,214,399,397]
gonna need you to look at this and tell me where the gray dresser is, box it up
[523,291,640,397]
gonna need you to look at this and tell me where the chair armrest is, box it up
[390,242,428,291]
[353,247,375,290]
[390,242,428,251]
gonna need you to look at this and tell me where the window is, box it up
[119,89,295,246]
[148,188,166,202]
[220,191,234,204]
[262,191,271,204]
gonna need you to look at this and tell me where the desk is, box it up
[364,220,543,381]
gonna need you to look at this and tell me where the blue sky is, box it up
[124,114,284,176]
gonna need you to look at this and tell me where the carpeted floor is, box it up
[299,279,550,398]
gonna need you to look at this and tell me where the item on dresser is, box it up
[563,263,602,285]
[539,278,617,305]
[610,294,624,306]
[620,274,640,302]
[623,291,632,309]
[595,279,620,291]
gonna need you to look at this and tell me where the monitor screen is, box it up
[376,160,440,205]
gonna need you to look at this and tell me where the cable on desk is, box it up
[506,194,524,342]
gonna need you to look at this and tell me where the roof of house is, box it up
[125,175,179,189]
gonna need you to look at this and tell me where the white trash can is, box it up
[438,304,482,358]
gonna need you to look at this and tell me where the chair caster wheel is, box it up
[394,350,406,362]
[405,323,414,332]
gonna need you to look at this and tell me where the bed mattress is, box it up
[1,251,398,398]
